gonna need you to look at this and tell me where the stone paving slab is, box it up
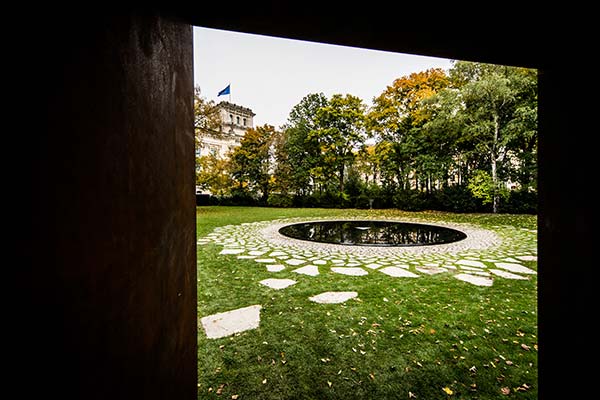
[456,259,487,268]
[219,248,245,255]
[494,262,537,275]
[490,269,528,280]
[200,305,262,339]
[454,273,493,286]
[379,266,419,278]
[331,267,369,276]
[266,264,285,272]
[285,259,307,266]
[259,278,297,290]
[293,265,320,276]
[309,291,358,304]
[416,266,447,275]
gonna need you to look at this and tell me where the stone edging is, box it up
[260,218,500,256]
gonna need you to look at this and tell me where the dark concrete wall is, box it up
[38,14,196,399]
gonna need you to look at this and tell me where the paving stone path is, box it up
[198,217,537,338]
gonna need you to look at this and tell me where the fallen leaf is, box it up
[429,329,436,334]
[442,387,453,395]
[327,381,332,387]
[409,391,417,398]
[262,378,267,384]
[469,366,477,374]
[500,387,510,395]
[521,343,531,351]
[231,395,239,400]
[216,384,225,395]
[505,360,513,366]
[369,373,375,380]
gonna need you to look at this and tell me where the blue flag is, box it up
[218,84,230,96]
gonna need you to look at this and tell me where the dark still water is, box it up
[278,220,467,247]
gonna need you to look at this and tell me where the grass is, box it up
[197,207,537,399]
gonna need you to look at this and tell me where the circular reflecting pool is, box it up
[278,220,467,247]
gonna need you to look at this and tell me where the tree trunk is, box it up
[339,164,345,194]
[491,113,499,213]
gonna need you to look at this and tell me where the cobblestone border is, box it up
[260,218,500,256]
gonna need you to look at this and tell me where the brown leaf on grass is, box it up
[521,343,531,351]
[500,387,510,395]
[369,373,375,380]
[231,395,239,400]
[408,391,417,398]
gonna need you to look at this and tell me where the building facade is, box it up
[197,101,255,159]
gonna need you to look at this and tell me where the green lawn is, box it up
[197,207,537,399]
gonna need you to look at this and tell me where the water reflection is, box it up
[279,221,467,247]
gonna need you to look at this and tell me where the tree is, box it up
[229,125,276,203]
[274,93,328,195]
[369,68,450,190]
[195,154,235,196]
[194,85,223,138]
[313,94,367,195]
[455,62,537,212]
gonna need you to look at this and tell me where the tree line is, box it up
[195,61,537,213]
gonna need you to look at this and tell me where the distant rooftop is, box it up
[218,101,256,116]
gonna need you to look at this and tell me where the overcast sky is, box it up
[193,26,454,128]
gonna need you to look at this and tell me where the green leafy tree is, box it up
[369,68,450,190]
[454,61,537,212]
[313,94,367,195]
[229,125,276,202]
[274,93,328,195]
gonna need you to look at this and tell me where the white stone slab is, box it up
[494,262,537,275]
[442,265,457,270]
[379,266,419,278]
[456,259,487,268]
[285,258,307,266]
[365,263,383,270]
[454,273,493,286]
[331,267,368,276]
[312,260,328,265]
[269,251,288,257]
[460,265,485,271]
[517,255,538,261]
[490,269,529,280]
[259,278,297,290]
[220,248,245,255]
[255,258,276,263]
[266,264,285,272]
[416,266,447,275]
[201,305,262,339]
[237,255,256,259]
[248,250,266,256]
[293,265,320,276]
[309,291,358,304]
[393,264,410,269]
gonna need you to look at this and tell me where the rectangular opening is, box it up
[193,26,538,399]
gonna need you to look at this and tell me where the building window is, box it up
[230,114,233,122]
[243,118,247,126]
[236,116,240,125]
